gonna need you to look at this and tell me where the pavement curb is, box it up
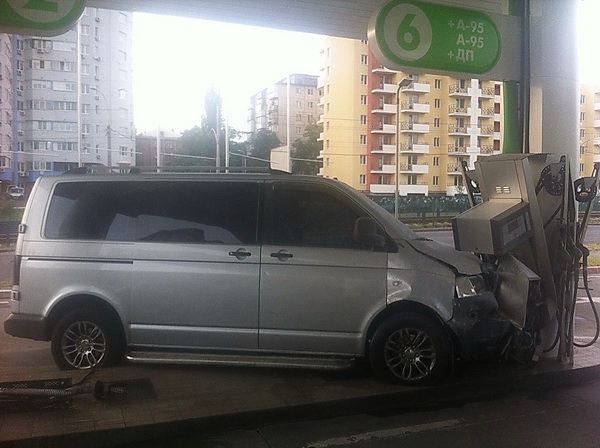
[3,363,600,448]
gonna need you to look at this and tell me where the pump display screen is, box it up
[453,200,534,255]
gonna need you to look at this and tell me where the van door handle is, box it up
[228,248,251,260]
[270,249,293,261]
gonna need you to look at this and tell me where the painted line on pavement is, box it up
[304,419,463,448]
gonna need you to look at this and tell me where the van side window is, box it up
[45,182,138,241]
[263,183,375,249]
[136,182,259,244]
[45,181,260,244]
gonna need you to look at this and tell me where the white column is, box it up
[529,0,579,167]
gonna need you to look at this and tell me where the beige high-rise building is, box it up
[248,74,320,146]
[318,37,502,197]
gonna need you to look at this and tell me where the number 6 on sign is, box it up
[383,3,432,61]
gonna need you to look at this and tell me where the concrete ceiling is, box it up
[86,0,510,39]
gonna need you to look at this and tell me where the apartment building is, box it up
[318,37,502,197]
[1,8,134,193]
[579,84,600,179]
[248,73,320,145]
[0,34,13,186]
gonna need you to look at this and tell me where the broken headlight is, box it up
[455,275,488,298]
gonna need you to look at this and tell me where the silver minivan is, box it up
[4,171,509,385]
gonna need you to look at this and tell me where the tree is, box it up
[247,129,281,167]
[291,123,323,175]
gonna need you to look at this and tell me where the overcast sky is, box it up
[132,13,325,133]
[132,2,600,134]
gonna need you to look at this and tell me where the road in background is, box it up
[419,224,600,247]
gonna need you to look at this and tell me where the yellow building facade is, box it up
[319,37,503,197]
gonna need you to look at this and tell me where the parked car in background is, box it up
[7,186,24,200]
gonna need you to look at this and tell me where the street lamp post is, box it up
[395,76,414,219]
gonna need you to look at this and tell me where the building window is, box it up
[308,88,314,95]
[434,99,441,108]
[360,95,367,105]
[360,115,367,125]
[434,118,440,128]
[360,54,368,64]
[296,101,302,108]
[359,155,367,165]
[360,74,368,85]
[433,156,440,166]
[359,135,367,145]
[296,113,302,121]
[433,176,439,186]
[297,127,302,134]
[435,79,441,89]
[434,137,440,147]
[581,129,585,138]
[581,112,585,122]
[359,174,366,185]
[581,163,585,173]
[581,95,586,104]
[580,145,586,156]
[307,101,314,108]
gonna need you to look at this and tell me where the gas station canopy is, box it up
[0,0,509,39]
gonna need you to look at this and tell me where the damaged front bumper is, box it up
[446,291,511,360]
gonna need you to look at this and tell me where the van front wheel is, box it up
[369,313,450,386]
[51,309,123,370]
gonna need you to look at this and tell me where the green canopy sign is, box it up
[369,0,502,75]
[0,0,85,36]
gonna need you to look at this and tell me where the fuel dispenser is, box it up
[453,153,600,365]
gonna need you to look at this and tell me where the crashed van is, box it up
[4,171,510,385]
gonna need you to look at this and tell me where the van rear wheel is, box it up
[369,313,450,386]
[51,309,123,370]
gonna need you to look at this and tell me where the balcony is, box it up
[371,123,397,134]
[317,150,324,160]
[480,87,496,97]
[595,102,600,111]
[369,183,429,196]
[399,143,429,154]
[399,163,429,174]
[370,164,396,174]
[447,163,463,174]
[594,117,600,128]
[449,85,470,96]
[317,132,324,141]
[372,66,395,74]
[401,81,430,94]
[401,100,430,114]
[317,114,324,124]
[480,107,495,117]
[480,145,495,154]
[448,125,469,135]
[372,103,396,114]
[400,122,429,133]
[371,144,396,154]
[448,145,467,154]
[448,105,468,116]
[372,83,397,94]
[446,185,467,196]
[479,126,495,136]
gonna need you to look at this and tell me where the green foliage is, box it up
[292,123,323,175]
[247,129,281,167]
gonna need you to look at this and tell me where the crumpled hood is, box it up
[405,238,483,276]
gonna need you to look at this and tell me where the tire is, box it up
[369,313,451,386]
[51,309,124,370]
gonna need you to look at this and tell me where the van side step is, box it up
[125,351,356,371]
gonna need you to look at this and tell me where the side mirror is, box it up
[353,217,386,248]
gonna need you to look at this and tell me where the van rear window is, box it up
[45,181,259,244]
